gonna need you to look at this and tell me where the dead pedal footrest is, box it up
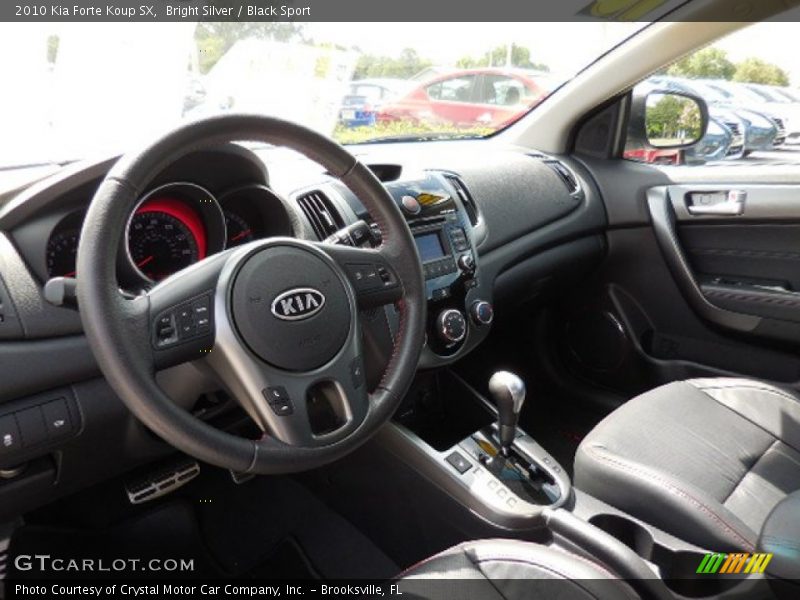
[125,458,199,504]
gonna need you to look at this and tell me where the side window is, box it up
[479,75,528,105]
[624,22,795,167]
[426,75,477,103]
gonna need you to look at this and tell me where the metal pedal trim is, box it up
[125,460,200,505]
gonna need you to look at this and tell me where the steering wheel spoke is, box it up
[317,242,403,309]
[207,308,370,447]
[146,251,232,369]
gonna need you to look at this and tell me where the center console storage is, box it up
[572,491,768,598]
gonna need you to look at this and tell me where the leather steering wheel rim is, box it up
[76,114,425,474]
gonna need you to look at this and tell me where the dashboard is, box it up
[0,138,607,521]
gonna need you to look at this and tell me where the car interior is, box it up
[2,3,800,599]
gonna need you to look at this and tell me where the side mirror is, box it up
[629,89,709,150]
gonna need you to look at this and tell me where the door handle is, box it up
[686,190,747,216]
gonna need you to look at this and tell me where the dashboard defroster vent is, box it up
[544,160,581,197]
[443,174,479,227]
[296,190,345,239]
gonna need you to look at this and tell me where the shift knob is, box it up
[488,371,526,455]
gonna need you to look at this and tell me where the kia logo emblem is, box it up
[271,288,326,321]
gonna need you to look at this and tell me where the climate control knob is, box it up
[470,300,494,326]
[436,309,467,345]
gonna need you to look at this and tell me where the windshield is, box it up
[0,22,646,168]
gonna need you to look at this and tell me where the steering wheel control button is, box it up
[350,357,365,389]
[155,314,177,344]
[264,387,294,416]
[41,399,72,439]
[153,294,214,349]
[445,451,472,474]
[470,301,494,326]
[0,416,22,458]
[232,245,350,371]
[436,309,467,345]
[192,297,211,332]
[346,262,398,296]
[401,195,422,216]
[347,263,381,290]
[178,307,195,337]
[264,386,289,403]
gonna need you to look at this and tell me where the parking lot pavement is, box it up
[708,145,800,166]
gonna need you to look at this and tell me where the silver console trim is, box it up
[376,423,547,531]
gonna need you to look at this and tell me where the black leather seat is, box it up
[575,378,800,551]
[397,539,638,599]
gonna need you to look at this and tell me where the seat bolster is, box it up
[687,378,800,451]
[575,443,758,552]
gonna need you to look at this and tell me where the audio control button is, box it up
[401,195,421,215]
[458,254,475,273]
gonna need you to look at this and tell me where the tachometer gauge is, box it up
[46,229,80,278]
[128,198,206,282]
[224,211,255,247]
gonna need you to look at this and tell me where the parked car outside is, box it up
[684,115,742,163]
[623,147,684,165]
[700,79,791,147]
[740,83,800,145]
[338,78,411,128]
[650,76,778,154]
[376,68,549,129]
[771,86,800,103]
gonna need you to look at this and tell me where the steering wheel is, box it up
[76,115,426,474]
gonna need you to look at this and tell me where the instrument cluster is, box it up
[45,181,295,287]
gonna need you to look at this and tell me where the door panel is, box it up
[649,184,800,341]
[558,158,800,398]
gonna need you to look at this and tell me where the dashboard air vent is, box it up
[544,160,581,196]
[296,190,345,239]
[443,174,479,227]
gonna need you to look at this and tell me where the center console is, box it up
[325,169,492,369]
[386,173,493,362]
[381,369,572,531]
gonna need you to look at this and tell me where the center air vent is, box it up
[544,160,581,197]
[443,174,479,227]
[296,190,345,239]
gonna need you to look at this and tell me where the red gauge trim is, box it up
[135,197,207,259]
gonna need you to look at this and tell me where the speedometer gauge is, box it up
[128,198,207,282]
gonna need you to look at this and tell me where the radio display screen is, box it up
[414,232,446,263]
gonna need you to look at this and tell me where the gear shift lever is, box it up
[488,371,526,456]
